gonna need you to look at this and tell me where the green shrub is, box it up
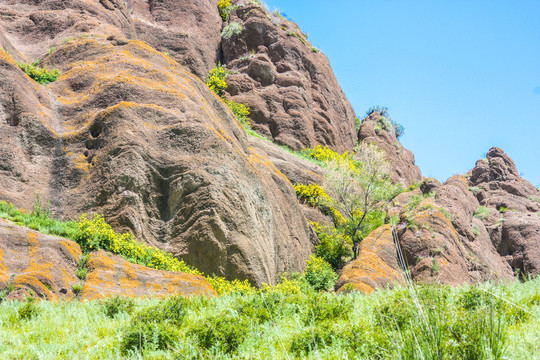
[311,222,353,270]
[290,325,334,356]
[498,206,508,213]
[101,296,135,318]
[18,298,39,320]
[17,61,60,84]
[190,312,250,354]
[137,295,187,326]
[474,206,492,220]
[310,46,319,53]
[304,255,338,291]
[121,322,179,354]
[221,22,243,39]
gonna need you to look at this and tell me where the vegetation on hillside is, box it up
[17,60,60,85]
[0,278,537,359]
[206,63,252,130]
[295,144,403,270]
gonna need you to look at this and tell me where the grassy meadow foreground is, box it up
[0,278,538,360]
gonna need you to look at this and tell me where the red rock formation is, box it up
[220,4,358,152]
[358,112,423,186]
[82,250,216,299]
[467,147,540,277]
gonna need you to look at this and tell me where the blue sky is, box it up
[264,0,540,187]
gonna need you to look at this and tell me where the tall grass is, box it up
[0,278,538,359]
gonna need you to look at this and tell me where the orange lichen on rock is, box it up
[82,250,216,300]
[336,225,405,293]
[59,239,82,260]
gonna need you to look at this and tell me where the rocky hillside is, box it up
[0,0,538,299]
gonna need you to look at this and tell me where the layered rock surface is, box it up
[358,112,423,186]
[221,4,358,152]
[467,147,540,277]
[0,2,316,285]
[0,220,214,300]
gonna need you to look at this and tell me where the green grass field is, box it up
[1,277,538,360]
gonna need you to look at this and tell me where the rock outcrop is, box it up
[0,220,214,300]
[467,147,540,277]
[221,4,358,152]
[0,3,316,285]
[337,174,515,293]
[0,220,82,300]
[358,112,423,186]
[82,250,216,299]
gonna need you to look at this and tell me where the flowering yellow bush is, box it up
[225,99,251,127]
[294,184,345,225]
[75,214,201,275]
[207,275,255,295]
[301,145,346,163]
[206,63,228,96]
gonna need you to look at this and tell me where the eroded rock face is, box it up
[358,112,423,186]
[0,220,81,300]
[0,33,314,286]
[220,5,358,152]
[468,147,540,277]
[125,0,222,78]
[0,220,216,300]
[336,178,514,293]
[82,250,216,299]
[336,225,405,293]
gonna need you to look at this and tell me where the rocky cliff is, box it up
[0,0,538,297]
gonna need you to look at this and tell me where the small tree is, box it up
[323,142,402,257]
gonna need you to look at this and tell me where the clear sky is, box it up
[263,0,540,187]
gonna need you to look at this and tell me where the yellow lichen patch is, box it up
[82,272,115,300]
[0,49,17,65]
[86,251,116,272]
[0,248,8,284]
[249,151,290,183]
[13,274,55,300]
[27,232,39,259]
[59,239,82,261]
[119,262,141,290]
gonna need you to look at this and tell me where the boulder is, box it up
[82,250,216,299]
[336,225,405,293]
[358,112,423,186]
[0,220,81,300]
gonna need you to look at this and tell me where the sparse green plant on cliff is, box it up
[17,61,60,85]
[365,105,405,139]
[221,22,243,39]
[474,206,492,220]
